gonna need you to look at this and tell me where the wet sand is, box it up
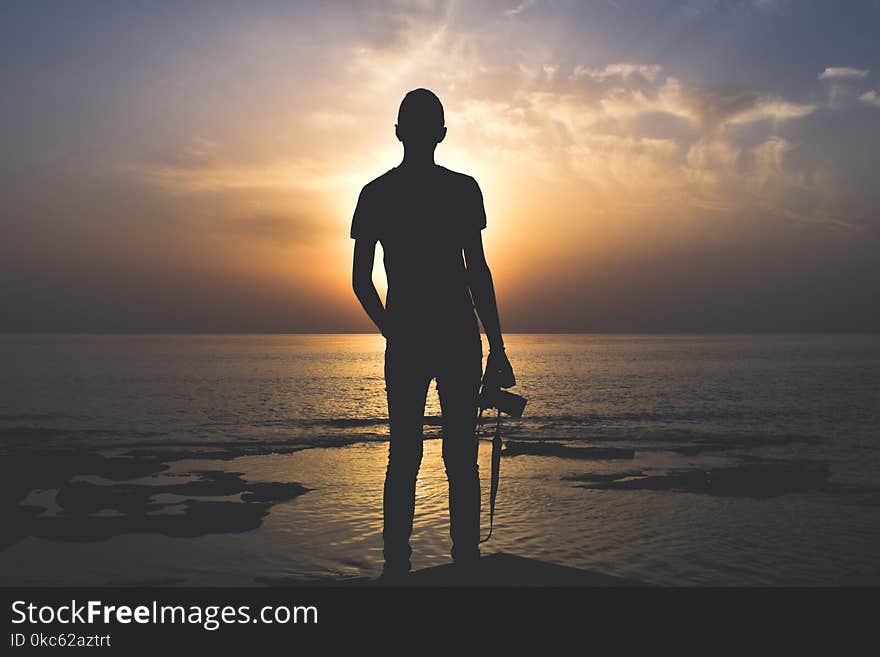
[406,553,644,587]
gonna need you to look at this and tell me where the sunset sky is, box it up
[2,0,879,332]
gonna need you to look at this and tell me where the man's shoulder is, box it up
[437,166,480,189]
[360,168,398,195]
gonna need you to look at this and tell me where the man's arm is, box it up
[464,231,503,350]
[464,231,515,387]
[352,237,387,336]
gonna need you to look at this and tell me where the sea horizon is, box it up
[3,330,879,336]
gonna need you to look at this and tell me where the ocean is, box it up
[1,333,878,585]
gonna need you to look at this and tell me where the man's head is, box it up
[395,88,446,147]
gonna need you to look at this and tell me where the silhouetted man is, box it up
[351,88,515,580]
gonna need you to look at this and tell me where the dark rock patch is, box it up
[637,432,823,455]
[0,451,168,505]
[0,450,310,550]
[576,460,831,498]
[29,500,272,542]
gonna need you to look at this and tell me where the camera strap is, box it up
[478,407,503,544]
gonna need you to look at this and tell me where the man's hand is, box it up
[483,350,515,389]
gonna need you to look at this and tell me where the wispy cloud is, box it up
[590,75,816,132]
[718,95,817,125]
[859,90,880,108]
[818,66,870,80]
[210,212,328,246]
[143,156,362,195]
[504,0,538,17]
[752,0,782,12]
[144,44,823,235]
[573,63,663,82]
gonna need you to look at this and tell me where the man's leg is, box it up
[436,338,483,565]
[383,342,431,575]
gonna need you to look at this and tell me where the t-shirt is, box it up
[350,164,486,339]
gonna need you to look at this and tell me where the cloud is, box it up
[139,137,365,195]
[592,76,815,132]
[210,213,328,246]
[818,66,870,81]
[680,87,816,130]
[133,5,833,256]
[859,90,880,108]
[353,0,454,53]
[504,0,538,17]
[443,66,829,229]
[145,44,823,237]
[678,0,789,19]
[146,160,309,193]
[724,96,817,125]
[573,63,663,83]
[752,0,783,12]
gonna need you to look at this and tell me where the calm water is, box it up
[1,334,878,585]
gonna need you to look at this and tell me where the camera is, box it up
[479,385,527,418]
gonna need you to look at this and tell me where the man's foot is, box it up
[451,556,481,584]
[377,565,410,586]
